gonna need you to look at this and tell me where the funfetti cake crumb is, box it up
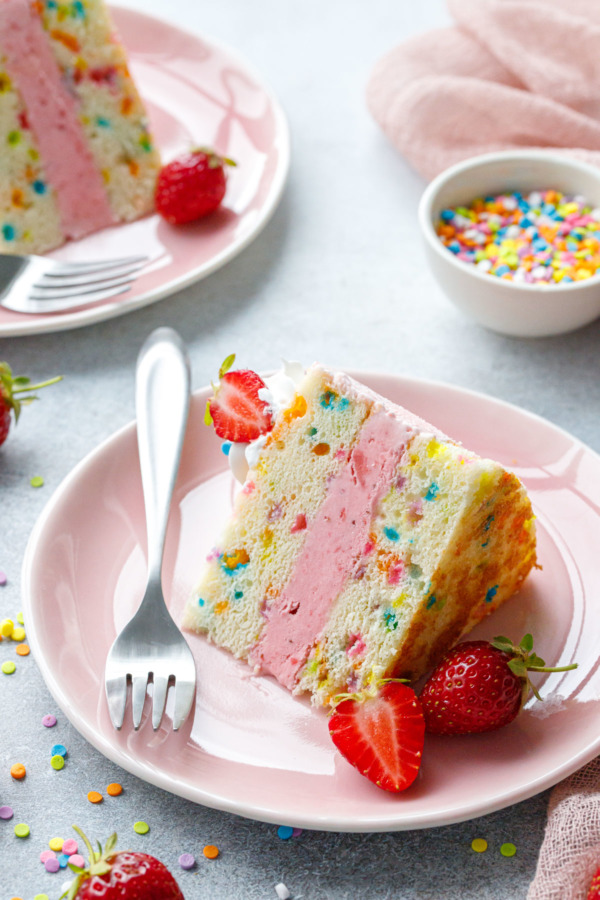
[183,364,537,707]
[0,0,160,254]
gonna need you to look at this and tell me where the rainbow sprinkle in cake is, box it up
[0,0,160,254]
[183,365,537,707]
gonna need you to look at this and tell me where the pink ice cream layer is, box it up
[251,409,415,690]
[0,0,115,238]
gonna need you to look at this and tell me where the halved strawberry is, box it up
[328,681,425,792]
[205,354,273,443]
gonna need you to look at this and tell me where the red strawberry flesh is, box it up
[328,682,425,792]
[209,369,273,442]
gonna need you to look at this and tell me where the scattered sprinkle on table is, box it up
[437,190,600,284]
[292,828,302,837]
[500,842,517,857]
[0,570,6,586]
[202,844,219,859]
[178,853,195,870]
[30,475,44,488]
[14,822,30,838]
[1,618,14,637]
[11,626,26,642]
[51,744,67,758]
[16,644,30,656]
[49,837,64,852]
[69,854,85,868]
[275,883,291,900]
[40,850,56,863]
[50,754,65,771]
[16,612,23,624]
[106,782,123,796]
[133,821,149,834]
[58,853,70,867]
[0,805,14,820]
[62,838,78,855]
[471,838,488,853]
[87,791,103,804]
[34,894,50,900]
[10,763,26,780]
[2,660,16,674]
[45,856,60,873]
[42,714,57,727]
[277,825,294,840]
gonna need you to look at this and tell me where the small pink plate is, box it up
[22,373,600,832]
[0,6,289,338]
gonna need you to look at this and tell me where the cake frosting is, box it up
[0,0,160,254]
[183,364,537,706]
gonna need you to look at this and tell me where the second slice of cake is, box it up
[183,364,537,706]
[0,0,160,254]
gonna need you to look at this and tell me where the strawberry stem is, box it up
[13,375,62,394]
[528,664,578,673]
[492,634,578,707]
[72,824,95,863]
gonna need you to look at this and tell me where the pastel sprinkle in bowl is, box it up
[418,151,600,337]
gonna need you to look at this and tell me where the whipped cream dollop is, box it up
[227,360,304,484]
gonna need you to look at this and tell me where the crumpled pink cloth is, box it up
[367,0,600,180]
[528,759,600,900]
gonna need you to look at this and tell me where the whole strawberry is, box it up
[61,826,184,900]
[328,680,425,792]
[155,147,235,224]
[588,865,600,899]
[0,362,62,447]
[420,634,577,735]
[205,353,273,443]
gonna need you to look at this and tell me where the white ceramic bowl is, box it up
[418,150,600,337]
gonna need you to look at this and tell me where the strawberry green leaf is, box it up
[491,636,513,652]
[104,832,118,854]
[508,658,527,678]
[219,354,236,379]
[520,633,534,652]
[204,399,213,426]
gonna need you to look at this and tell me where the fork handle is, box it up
[136,328,191,585]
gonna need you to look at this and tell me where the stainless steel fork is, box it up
[105,327,196,731]
[0,251,148,314]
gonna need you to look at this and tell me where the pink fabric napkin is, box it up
[528,759,600,900]
[367,0,600,180]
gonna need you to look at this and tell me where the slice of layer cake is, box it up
[0,0,160,254]
[183,364,537,707]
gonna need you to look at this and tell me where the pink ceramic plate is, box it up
[22,373,600,831]
[0,7,289,338]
